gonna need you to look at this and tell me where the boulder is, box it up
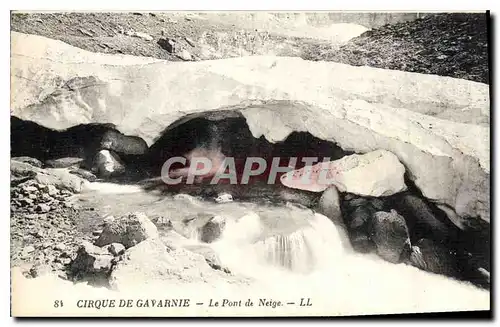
[183,244,231,273]
[34,168,86,193]
[370,209,411,263]
[125,31,153,41]
[340,196,383,253]
[11,160,84,192]
[100,129,148,156]
[94,212,159,248]
[45,157,84,168]
[198,215,226,243]
[157,38,176,52]
[12,156,43,168]
[36,203,51,213]
[409,238,458,277]
[316,185,342,224]
[107,243,126,256]
[39,184,59,196]
[92,149,125,178]
[390,193,454,243]
[281,150,407,196]
[108,238,224,291]
[70,241,115,277]
[11,31,490,222]
[215,193,233,204]
[69,168,97,182]
[11,160,40,178]
[177,49,193,61]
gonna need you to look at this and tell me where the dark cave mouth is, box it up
[148,111,352,188]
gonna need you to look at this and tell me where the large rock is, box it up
[183,244,231,273]
[108,238,229,291]
[316,185,342,224]
[34,168,86,193]
[389,193,455,243]
[409,238,459,277]
[100,129,148,156]
[10,160,86,193]
[198,215,226,243]
[12,156,43,168]
[94,212,159,248]
[45,157,84,168]
[10,31,490,221]
[340,196,384,253]
[370,209,411,263]
[71,241,115,276]
[281,150,407,196]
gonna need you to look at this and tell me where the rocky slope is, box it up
[304,13,490,84]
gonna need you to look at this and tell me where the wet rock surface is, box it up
[94,212,158,248]
[370,210,411,263]
[316,185,342,224]
[409,238,458,277]
[339,191,490,288]
[198,215,226,243]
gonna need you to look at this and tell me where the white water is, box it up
[48,182,489,316]
[203,207,490,314]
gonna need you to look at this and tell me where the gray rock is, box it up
[36,203,51,213]
[371,209,411,263]
[157,38,176,53]
[69,168,97,182]
[34,169,86,193]
[45,157,84,169]
[198,215,226,243]
[29,263,53,278]
[103,215,115,225]
[392,193,450,242]
[12,156,43,168]
[125,31,153,41]
[94,212,158,248]
[54,243,66,251]
[39,184,59,196]
[177,49,193,61]
[21,185,38,193]
[316,185,342,224]
[184,244,230,274]
[341,196,377,253]
[107,243,126,256]
[185,37,195,47]
[71,241,114,275]
[409,238,458,276]
[19,198,34,206]
[21,245,36,256]
[215,193,233,204]
[151,216,173,229]
[99,130,148,156]
[109,238,228,291]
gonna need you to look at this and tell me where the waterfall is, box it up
[207,211,345,277]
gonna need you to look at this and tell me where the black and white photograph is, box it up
[9,10,491,317]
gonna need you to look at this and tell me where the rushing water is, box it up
[70,182,490,314]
